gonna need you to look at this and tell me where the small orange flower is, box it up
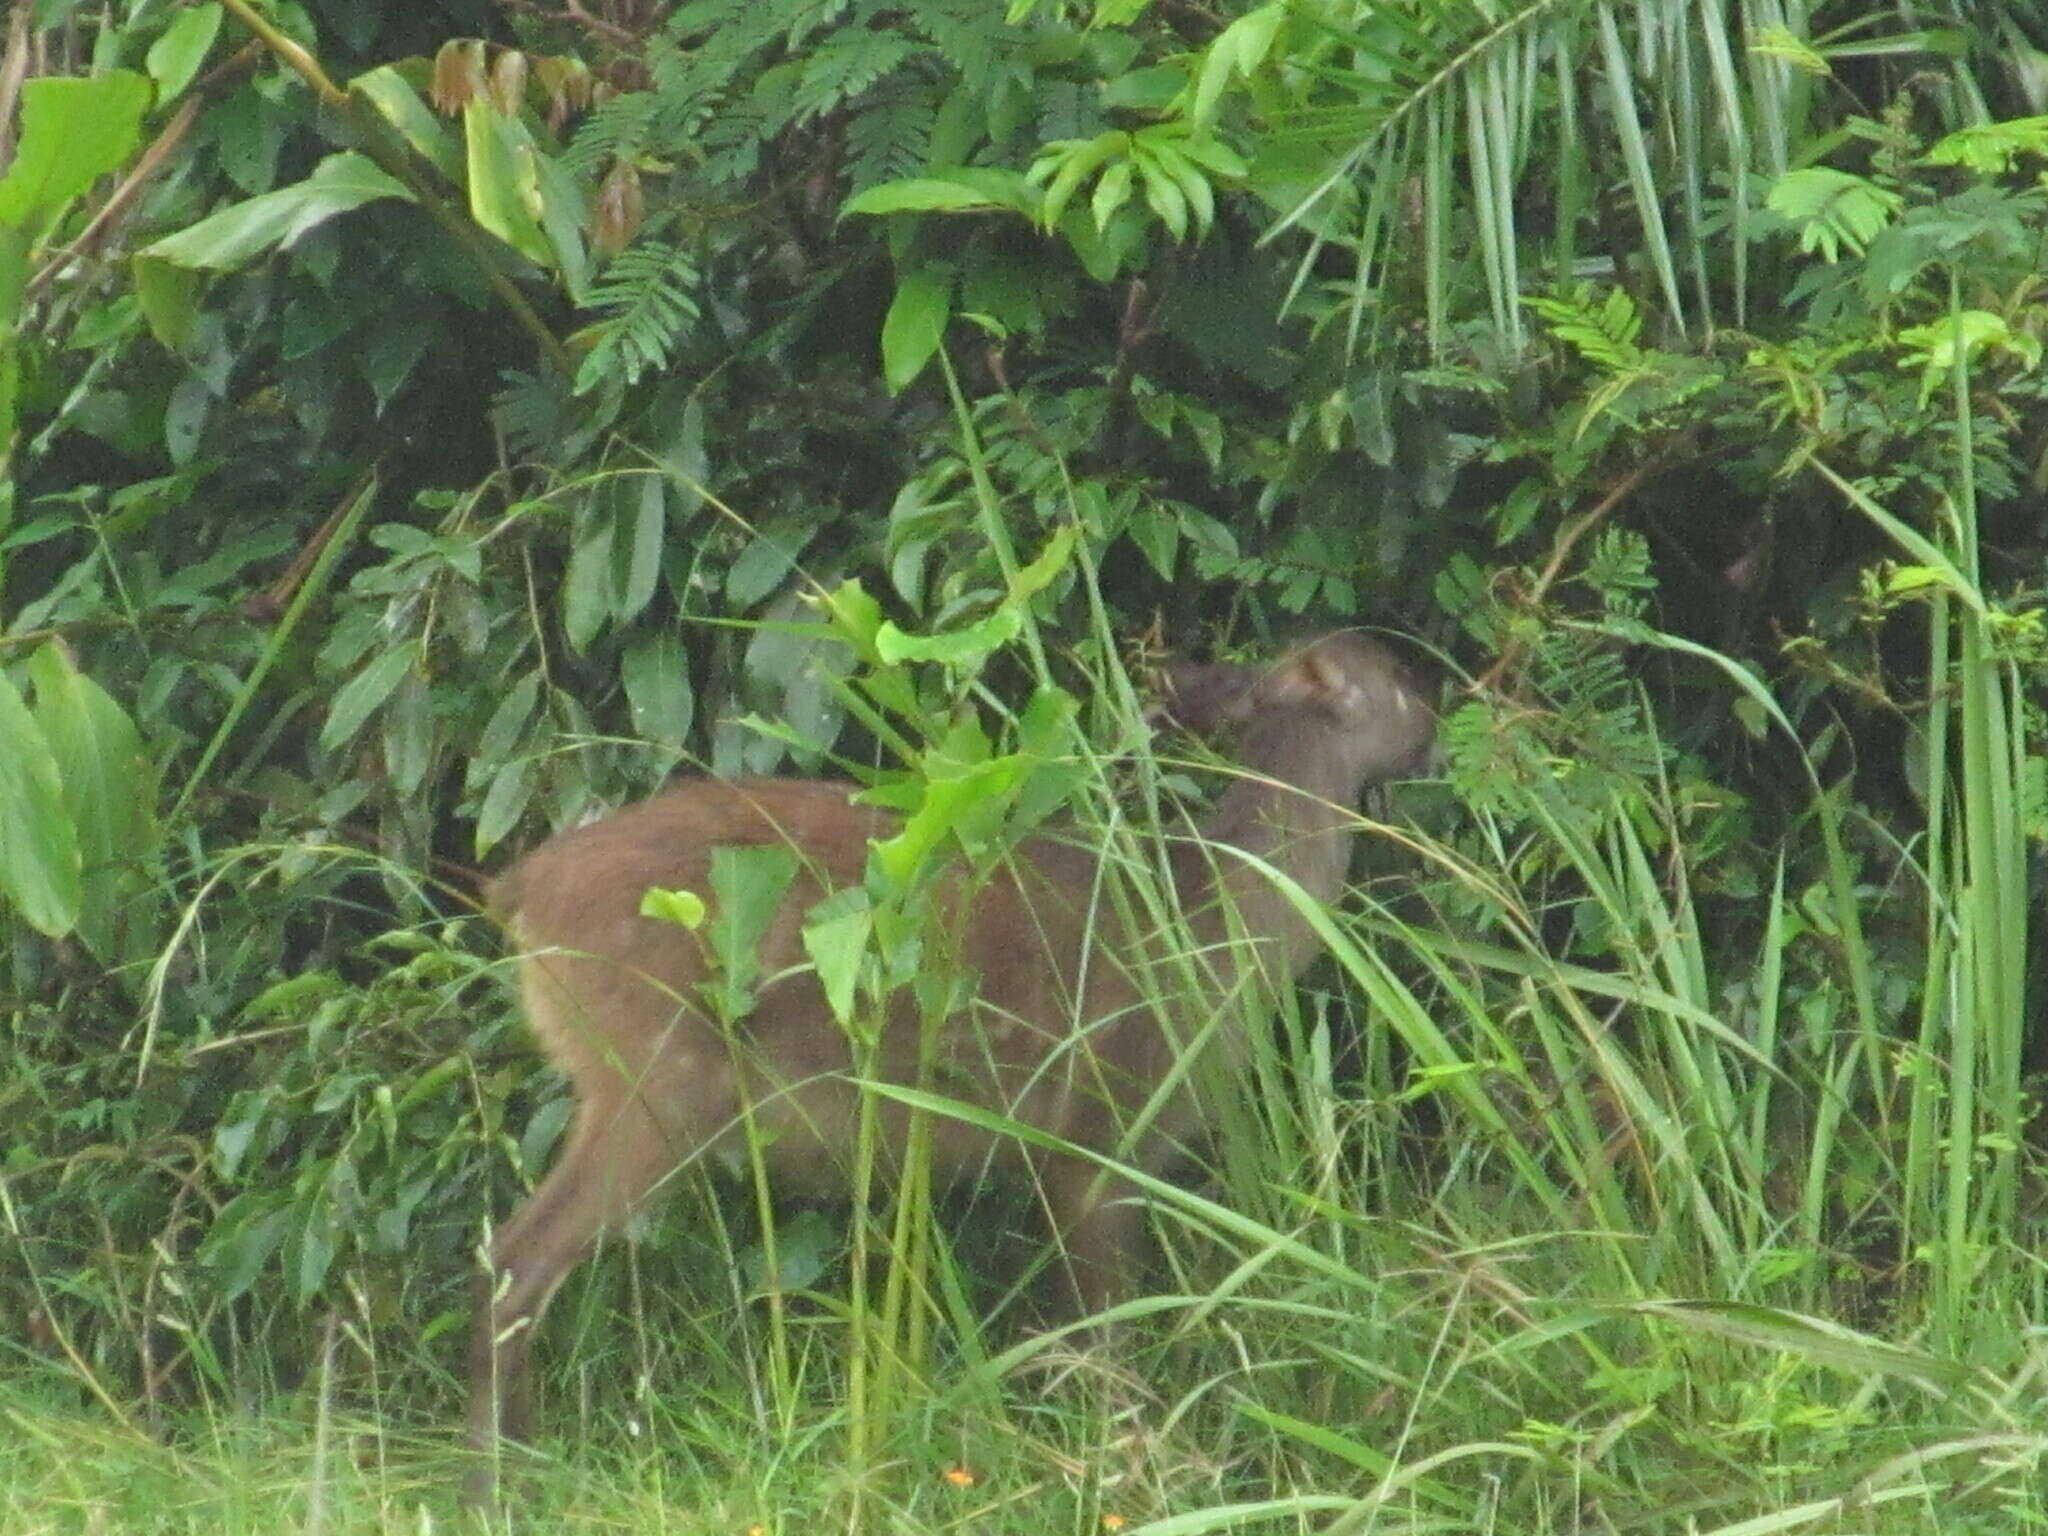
[1102,1518,1127,1532]
[942,1465,977,1488]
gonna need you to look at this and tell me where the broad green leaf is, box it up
[0,73,151,228]
[1015,685,1076,759]
[131,253,201,351]
[1135,145,1191,241]
[872,757,1028,887]
[620,630,693,747]
[1010,687,1083,831]
[1059,202,1140,283]
[211,1091,272,1180]
[145,153,412,270]
[392,1055,468,1118]
[0,669,80,936]
[1190,4,1286,126]
[351,65,461,181]
[464,100,551,267]
[881,268,951,393]
[702,845,800,1021]
[200,1195,290,1302]
[360,315,434,411]
[924,713,995,777]
[1126,501,1181,580]
[27,644,157,961]
[472,670,540,780]
[652,393,708,511]
[707,846,799,970]
[639,885,707,930]
[163,372,210,465]
[1102,64,1187,113]
[1090,156,1134,232]
[814,578,885,660]
[532,147,591,301]
[726,516,819,608]
[211,87,283,193]
[146,4,223,104]
[843,172,1036,218]
[874,605,1022,667]
[381,670,434,798]
[800,885,872,1025]
[241,972,344,1023]
[320,645,417,751]
[0,224,23,446]
[619,474,665,622]
[0,217,18,327]
[1174,134,1251,181]
[294,1194,338,1300]
[562,506,614,651]
[474,756,535,857]
[1883,564,1947,596]
[1010,523,1077,600]
[1145,141,1216,237]
[1034,132,1125,231]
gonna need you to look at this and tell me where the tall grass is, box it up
[7,356,2046,1531]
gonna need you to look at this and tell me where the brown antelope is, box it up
[466,631,1434,1491]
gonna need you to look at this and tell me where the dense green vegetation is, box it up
[4,1,2046,1530]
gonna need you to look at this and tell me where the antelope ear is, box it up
[1269,648,1363,711]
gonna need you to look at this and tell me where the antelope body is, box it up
[467,631,1434,1484]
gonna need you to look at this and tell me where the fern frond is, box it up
[1923,115,2048,175]
[846,67,940,190]
[667,0,797,53]
[1764,168,1904,262]
[698,98,776,184]
[1526,285,1643,372]
[493,369,577,460]
[1036,78,1096,142]
[906,0,1011,92]
[796,33,919,120]
[563,90,658,177]
[574,241,702,393]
